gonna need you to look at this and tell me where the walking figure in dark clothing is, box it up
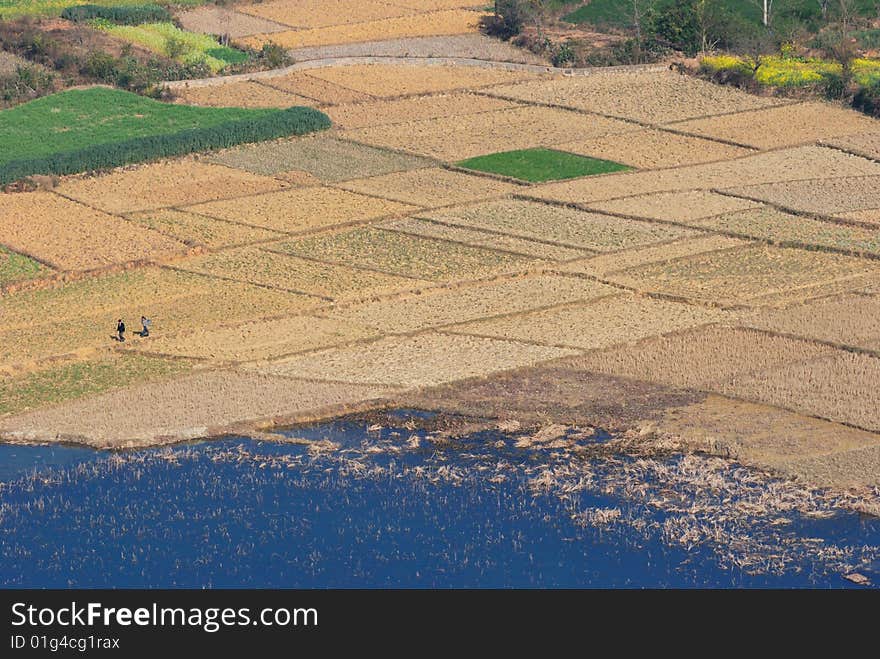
[140,316,151,338]
[117,319,125,342]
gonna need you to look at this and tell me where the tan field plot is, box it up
[0,192,188,271]
[485,71,783,124]
[183,186,415,232]
[140,315,380,362]
[174,81,314,108]
[423,199,698,250]
[722,176,880,217]
[56,160,288,213]
[695,207,880,256]
[576,326,833,389]
[452,295,722,350]
[125,209,285,249]
[252,333,576,388]
[836,209,880,227]
[611,245,880,306]
[718,351,880,432]
[303,64,534,98]
[274,227,536,281]
[238,0,418,28]
[338,168,517,207]
[392,0,485,8]
[558,129,754,169]
[177,247,429,299]
[590,190,761,223]
[326,93,518,130]
[178,6,289,38]
[739,293,880,350]
[0,371,391,446]
[240,10,483,50]
[343,105,633,161]
[258,72,374,105]
[208,136,433,181]
[380,217,589,260]
[534,145,880,204]
[824,131,880,159]
[321,274,617,333]
[672,102,878,149]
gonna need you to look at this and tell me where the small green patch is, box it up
[0,353,192,417]
[456,148,630,183]
[0,246,48,286]
[205,46,249,65]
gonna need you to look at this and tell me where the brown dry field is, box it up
[238,0,419,28]
[174,81,314,108]
[125,209,285,249]
[178,6,290,38]
[0,192,189,271]
[590,190,762,222]
[722,176,880,217]
[343,105,633,161]
[326,93,518,130]
[239,10,483,50]
[56,160,289,213]
[836,208,880,226]
[824,131,880,159]
[258,73,374,105]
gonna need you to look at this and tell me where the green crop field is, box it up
[0,246,48,286]
[456,148,630,182]
[0,87,330,184]
[0,0,205,19]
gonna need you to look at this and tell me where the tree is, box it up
[750,0,774,27]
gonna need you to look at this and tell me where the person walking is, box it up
[116,318,126,342]
[140,316,151,338]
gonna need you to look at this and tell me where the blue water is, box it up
[0,412,878,588]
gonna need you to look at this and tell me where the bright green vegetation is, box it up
[0,87,331,184]
[0,354,192,417]
[456,148,630,183]
[0,0,205,19]
[61,3,172,24]
[97,22,247,73]
[0,246,48,286]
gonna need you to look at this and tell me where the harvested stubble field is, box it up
[423,199,698,251]
[557,129,755,169]
[575,326,833,390]
[610,245,880,306]
[239,10,483,50]
[138,315,380,362]
[125,209,285,249]
[257,73,374,105]
[238,0,419,28]
[321,274,616,334]
[174,81,314,108]
[0,191,188,271]
[55,160,289,214]
[0,247,48,287]
[672,102,879,149]
[451,295,722,350]
[589,190,761,223]
[835,209,880,227]
[484,71,784,124]
[183,186,415,232]
[326,93,518,130]
[274,226,537,281]
[343,105,633,161]
[722,176,880,217]
[176,247,430,299]
[379,217,589,260]
[177,6,290,38]
[0,371,392,447]
[534,146,880,204]
[338,168,517,207]
[208,136,432,181]
[251,333,577,388]
[824,131,880,160]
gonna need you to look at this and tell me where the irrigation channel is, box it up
[1,410,878,588]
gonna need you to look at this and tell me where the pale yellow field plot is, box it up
[241,10,482,49]
[722,176,880,217]
[259,72,374,104]
[738,293,880,351]
[672,102,878,149]
[750,271,880,307]
[184,186,415,232]
[717,351,880,432]
[576,326,833,390]
[322,274,616,333]
[125,209,285,249]
[423,199,698,250]
[824,131,880,159]
[326,93,518,130]
[177,246,430,299]
[611,244,880,305]
[252,333,576,388]
[485,71,783,124]
[590,190,761,223]
[0,192,188,271]
[338,168,517,207]
[140,315,380,362]
[0,371,391,446]
[343,105,633,161]
[174,81,314,108]
[239,0,418,28]
[274,226,537,281]
[304,64,534,98]
[558,129,754,169]
[56,160,289,213]
[534,145,880,204]
[451,295,721,350]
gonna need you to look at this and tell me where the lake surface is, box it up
[0,410,878,588]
